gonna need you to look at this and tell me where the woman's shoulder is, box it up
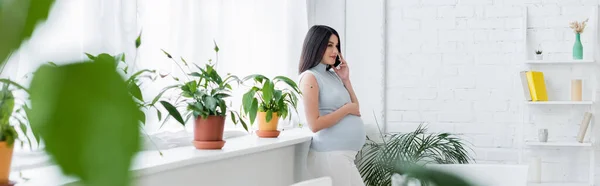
[298,70,316,83]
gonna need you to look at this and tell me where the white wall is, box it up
[313,0,600,184]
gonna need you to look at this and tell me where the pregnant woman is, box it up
[298,25,366,186]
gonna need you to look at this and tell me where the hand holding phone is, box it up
[332,53,350,82]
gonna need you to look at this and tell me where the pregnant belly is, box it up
[318,115,366,142]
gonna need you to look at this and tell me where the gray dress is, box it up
[300,62,366,152]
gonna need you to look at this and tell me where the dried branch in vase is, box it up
[570,18,589,33]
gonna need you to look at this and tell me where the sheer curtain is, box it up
[137,0,309,133]
[3,0,309,138]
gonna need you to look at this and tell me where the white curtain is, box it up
[136,0,309,133]
[3,0,309,134]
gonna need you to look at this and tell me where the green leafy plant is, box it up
[0,80,39,149]
[356,113,474,186]
[389,162,475,186]
[240,74,301,125]
[84,32,167,156]
[1,0,56,64]
[28,54,143,186]
[153,42,248,131]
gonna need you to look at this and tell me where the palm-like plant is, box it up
[356,115,474,186]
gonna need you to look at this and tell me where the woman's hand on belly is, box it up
[342,102,361,117]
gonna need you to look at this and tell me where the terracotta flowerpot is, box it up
[192,115,226,149]
[256,112,280,138]
[0,142,13,184]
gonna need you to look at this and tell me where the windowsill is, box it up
[9,127,313,186]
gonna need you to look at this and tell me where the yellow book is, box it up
[526,71,548,101]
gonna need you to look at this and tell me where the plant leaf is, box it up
[0,83,15,126]
[1,0,56,64]
[242,90,255,113]
[213,40,219,52]
[17,120,33,150]
[249,98,258,125]
[157,110,162,121]
[161,49,172,59]
[0,78,30,93]
[28,60,142,186]
[204,96,217,113]
[266,110,273,123]
[128,82,143,102]
[151,85,179,105]
[274,76,301,93]
[85,53,96,60]
[262,80,273,106]
[160,101,185,126]
[135,31,142,48]
[126,69,155,83]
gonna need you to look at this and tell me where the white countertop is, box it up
[9,128,314,186]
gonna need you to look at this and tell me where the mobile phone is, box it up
[327,54,342,71]
[333,55,341,67]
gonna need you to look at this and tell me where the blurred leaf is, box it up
[160,101,184,126]
[126,69,154,83]
[18,120,32,150]
[151,85,179,105]
[135,31,142,48]
[156,110,162,121]
[213,40,219,52]
[22,104,39,146]
[48,62,58,67]
[274,76,300,93]
[0,78,29,93]
[95,53,118,69]
[180,57,187,66]
[85,53,96,60]
[139,110,145,124]
[0,83,15,126]
[161,49,172,59]
[28,61,142,186]
[0,0,56,64]
[128,82,143,102]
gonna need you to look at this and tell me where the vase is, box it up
[571,79,582,101]
[538,129,548,142]
[573,33,583,60]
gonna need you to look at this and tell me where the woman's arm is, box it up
[300,73,349,133]
[343,80,359,106]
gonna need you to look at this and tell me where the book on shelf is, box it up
[577,112,593,143]
[519,71,548,101]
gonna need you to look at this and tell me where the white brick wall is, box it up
[387,0,599,184]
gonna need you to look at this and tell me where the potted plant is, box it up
[534,50,543,60]
[356,114,474,186]
[240,74,301,138]
[0,80,38,185]
[153,42,247,149]
[84,38,167,155]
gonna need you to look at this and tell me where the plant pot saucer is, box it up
[0,181,16,186]
[256,130,280,138]
[192,140,225,150]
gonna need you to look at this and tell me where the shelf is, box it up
[526,101,593,105]
[525,59,595,64]
[525,141,592,147]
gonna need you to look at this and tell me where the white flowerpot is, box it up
[534,54,543,60]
